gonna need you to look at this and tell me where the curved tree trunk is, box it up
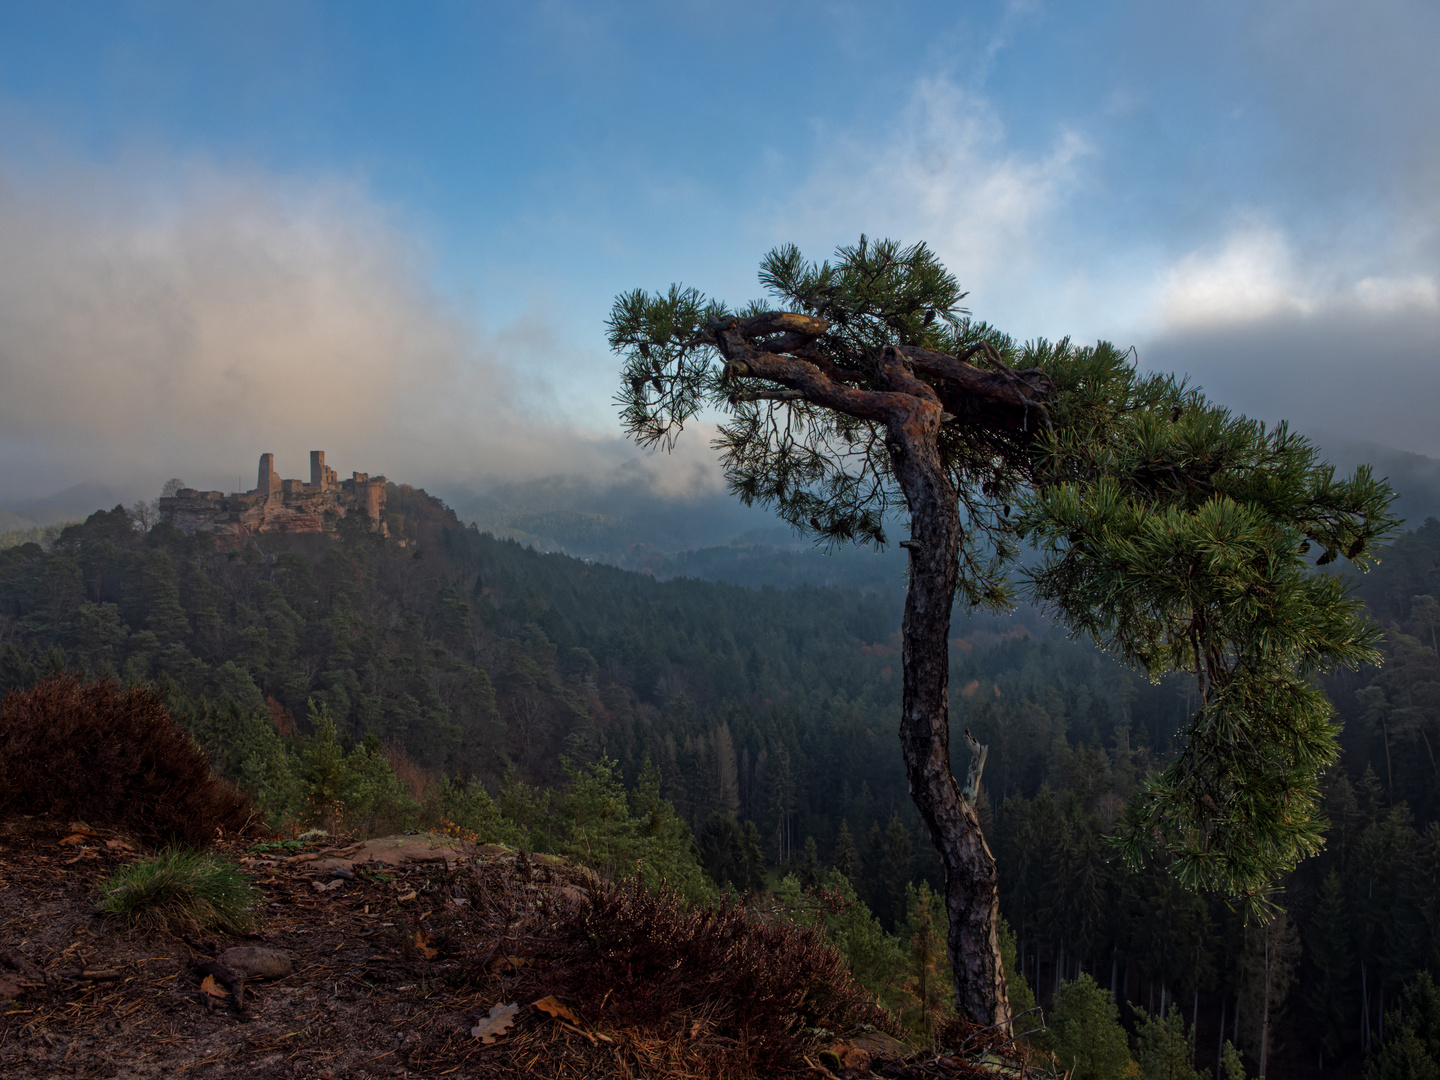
[886,383,1012,1031]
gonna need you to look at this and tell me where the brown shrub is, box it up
[0,674,257,845]
[460,858,890,1072]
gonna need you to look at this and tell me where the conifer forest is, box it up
[4,485,1440,1076]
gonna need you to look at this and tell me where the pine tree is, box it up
[1043,973,1139,1080]
[1240,910,1301,1077]
[1365,973,1440,1079]
[740,819,767,894]
[1220,1040,1246,1080]
[611,237,1394,1027]
[1134,1004,1203,1080]
[1307,871,1357,1065]
[798,835,821,890]
[904,881,953,1042]
[882,811,916,931]
[832,819,860,885]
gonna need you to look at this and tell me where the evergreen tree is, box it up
[904,880,953,1042]
[611,236,1394,1028]
[1308,870,1358,1065]
[1366,973,1440,1080]
[1134,1004,1203,1080]
[832,818,860,885]
[698,811,745,890]
[997,918,1038,1028]
[797,834,822,890]
[882,810,916,930]
[1042,973,1139,1080]
[1220,1040,1247,1080]
[740,819,767,894]
[1240,910,1301,1077]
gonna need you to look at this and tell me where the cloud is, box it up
[0,154,726,504]
[1141,221,1440,456]
[1156,222,1440,332]
[1158,224,1312,329]
[771,76,1091,307]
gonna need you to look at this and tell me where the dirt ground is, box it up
[0,817,1011,1079]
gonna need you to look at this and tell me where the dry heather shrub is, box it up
[0,674,256,845]
[466,862,891,1071]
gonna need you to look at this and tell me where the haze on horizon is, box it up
[0,1,1437,513]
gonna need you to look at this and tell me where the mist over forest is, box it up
[1,455,1438,1075]
[5,5,1440,1076]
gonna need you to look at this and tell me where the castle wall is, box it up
[161,450,387,547]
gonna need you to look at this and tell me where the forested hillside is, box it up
[5,483,1440,1075]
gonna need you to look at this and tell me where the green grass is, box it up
[96,848,259,933]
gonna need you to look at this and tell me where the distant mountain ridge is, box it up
[4,481,124,527]
[0,507,37,532]
[1321,439,1440,527]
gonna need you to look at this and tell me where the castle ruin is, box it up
[159,451,387,546]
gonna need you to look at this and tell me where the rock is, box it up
[847,1029,911,1063]
[819,1043,872,1078]
[304,833,471,872]
[217,947,293,980]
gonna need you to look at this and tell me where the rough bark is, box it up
[883,375,1012,1030]
[710,326,1016,1031]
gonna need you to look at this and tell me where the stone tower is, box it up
[257,453,280,497]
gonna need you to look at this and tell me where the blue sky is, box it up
[1,1,1437,501]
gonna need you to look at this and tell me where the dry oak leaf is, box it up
[198,975,228,999]
[531,996,579,1024]
[472,1002,519,1043]
[412,931,438,960]
[58,834,90,847]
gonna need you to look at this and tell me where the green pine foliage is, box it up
[997,918,1037,1028]
[772,869,912,1019]
[1220,1040,1247,1080]
[901,880,954,1041]
[1133,1004,1203,1080]
[495,756,712,902]
[1366,973,1440,1080]
[1040,974,1139,1080]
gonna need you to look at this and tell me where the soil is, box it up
[0,817,1011,1079]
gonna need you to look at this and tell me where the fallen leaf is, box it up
[103,839,134,852]
[396,891,418,903]
[58,834,89,847]
[531,996,579,1024]
[199,975,228,999]
[492,955,528,974]
[471,1002,518,1043]
[412,931,438,960]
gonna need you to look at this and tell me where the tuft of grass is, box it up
[96,848,259,933]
